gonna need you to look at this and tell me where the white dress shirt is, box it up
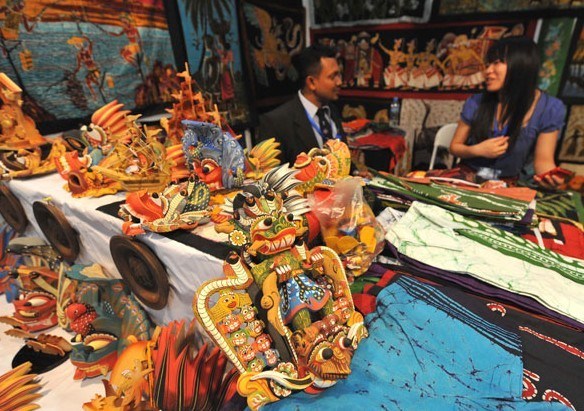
[298,90,338,148]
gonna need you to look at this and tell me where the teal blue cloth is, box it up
[264,276,568,410]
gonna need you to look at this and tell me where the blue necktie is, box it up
[316,106,332,140]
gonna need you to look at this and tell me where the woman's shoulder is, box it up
[466,93,483,104]
[535,92,567,131]
[460,93,483,123]
[539,92,565,111]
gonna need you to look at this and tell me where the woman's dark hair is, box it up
[469,36,540,147]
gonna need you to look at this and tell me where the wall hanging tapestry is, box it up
[0,0,178,133]
[438,0,583,15]
[238,0,305,110]
[176,0,252,128]
[537,18,577,97]
[558,105,584,164]
[312,19,536,94]
[560,22,584,103]
[309,0,432,29]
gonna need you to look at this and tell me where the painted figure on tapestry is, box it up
[354,32,382,88]
[0,1,177,127]
[110,13,142,67]
[442,34,485,89]
[217,39,235,106]
[244,4,304,86]
[68,36,102,100]
[566,129,584,158]
[379,38,405,89]
[402,39,418,89]
[411,39,444,89]
[341,35,357,87]
[0,0,38,41]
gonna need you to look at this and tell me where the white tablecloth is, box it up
[2,172,230,409]
[7,173,225,325]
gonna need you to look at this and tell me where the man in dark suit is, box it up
[257,45,345,166]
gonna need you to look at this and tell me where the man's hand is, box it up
[473,136,509,159]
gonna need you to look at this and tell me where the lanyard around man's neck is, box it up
[304,108,341,141]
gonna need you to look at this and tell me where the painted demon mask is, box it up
[6,290,58,332]
[181,120,245,190]
[64,266,152,380]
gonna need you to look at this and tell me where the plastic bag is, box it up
[309,178,385,281]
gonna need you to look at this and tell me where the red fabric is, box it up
[343,119,370,133]
[523,223,584,260]
[353,269,400,315]
[352,294,377,315]
[349,132,406,171]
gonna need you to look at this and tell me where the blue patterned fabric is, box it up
[265,276,567,410]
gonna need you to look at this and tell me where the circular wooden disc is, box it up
[109,235,169,310]
[32,201,80,262]
[0,184,28,233]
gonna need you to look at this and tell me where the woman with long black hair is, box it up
[450,36,566,187]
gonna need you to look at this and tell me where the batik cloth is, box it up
[382,245,584,330]
[351,266,584,410]
[535,190,584,226]
[369,173,532,223]
[385,202,584,325]
[266,276,566,410]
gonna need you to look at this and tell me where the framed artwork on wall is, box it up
[176,0,253,129]
[238,0,306,111]
[559,21,584,104]
[0,0,178,134]
[438,0,583,16]
[537,18,577,97]
[312,19,537,96]
[558,105,584,164]
[309,0,432,29]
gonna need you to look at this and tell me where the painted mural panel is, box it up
[439,0,583,15]
[313,20,534,94]
[177,0,252,128]
[310,0,432,28]
[239,0,305,109]
[537,18,576,97]
[560,25,584,102]
[0,0,178,131]
[559,105,584,164]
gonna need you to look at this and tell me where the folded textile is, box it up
[385,202,584,325]
[535,190,584,226]
[369,172,533,224]
[351,267,584,410]
[522,220,584,260]
[382,243,584,330]
[265,276,566,410]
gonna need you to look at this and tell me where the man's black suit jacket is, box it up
[257,94,345,166]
